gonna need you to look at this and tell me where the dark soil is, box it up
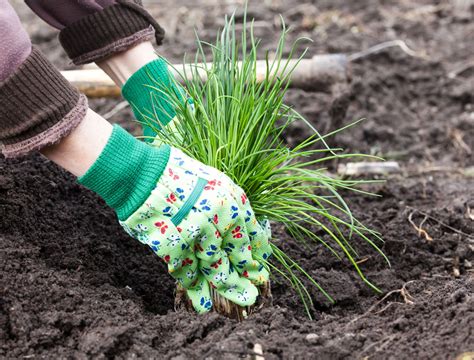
[2,0,473,359]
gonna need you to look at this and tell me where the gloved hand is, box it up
[121,58,189,139]
[122,61,274,313]
[79,125,272,313]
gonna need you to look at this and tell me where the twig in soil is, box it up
[337,161,401,176]
[373,301,400,315]
[449,128,472,155]
[448,60,474,78]
[348,281,416,325]
[360,334,397,357]
[411,165,465,176]
[400,281,416,304]
[348,40,425,62]
[204,348,266,358]
[356,256,371,265]
[408,212,433,241]
[406,206,474,239]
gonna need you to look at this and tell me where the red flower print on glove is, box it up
[182,258,194,266]
[204,179,222,190]
[168,168,179,180]
[232,226,243,239]
[166,193,177,203]
[211,258,223,269]
[154,221,168,234]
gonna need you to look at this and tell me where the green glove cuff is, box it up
[78,125,170,221]
[122,58,182,139]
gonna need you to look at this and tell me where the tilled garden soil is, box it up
[1,0,473,359]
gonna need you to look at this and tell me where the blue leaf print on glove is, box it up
[223,243,235,253]
[231,205,239,219]
[162,206,173,217]
[176,188,185,200]
[199,199,211,211]
[200,296,212,310]
[206,244,218,256]
[150,240,161,252]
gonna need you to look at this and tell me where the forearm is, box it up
[96,41,158,87]
[40,109,113,177]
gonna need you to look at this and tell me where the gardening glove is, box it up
[122,59,274,277]
[78,125,272,313]
[26,0,165,65]
[122,58,192,140]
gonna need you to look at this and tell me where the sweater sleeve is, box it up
[0,47,88,158]
[0,0,32,82]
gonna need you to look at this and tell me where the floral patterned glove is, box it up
[79,125,272,313]
[121,147,272,313]
[122,60,274,312]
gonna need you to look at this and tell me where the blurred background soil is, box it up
[1,0,473,358]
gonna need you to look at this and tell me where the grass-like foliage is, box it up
[142,13,389,318]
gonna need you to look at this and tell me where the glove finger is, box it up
[245,217,273,261]
[133,166,205,287]
[184,174,270,285]
[218,181,273,267]
[175,209,223,264]
[231,188,273,261]
[199,251,259,307]
[221,216,269,285]
[185,274,213,314]
[176,211,259,307]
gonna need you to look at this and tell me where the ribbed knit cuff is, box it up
[122,59,185,138]
[0,47,88,158]
[78,125,171,221]
[59,2,164,65]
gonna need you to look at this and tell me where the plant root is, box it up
[406,206,474,240]
[348,281,416,326]
[348,39,425,62]
[175,281,272,321]
[408,211,433,241]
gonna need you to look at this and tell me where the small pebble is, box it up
[305,333,320,344]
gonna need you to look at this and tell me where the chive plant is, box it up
[142,14,389,318]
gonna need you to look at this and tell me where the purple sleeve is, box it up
[25,0,116,29]
[0,0,32,82]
